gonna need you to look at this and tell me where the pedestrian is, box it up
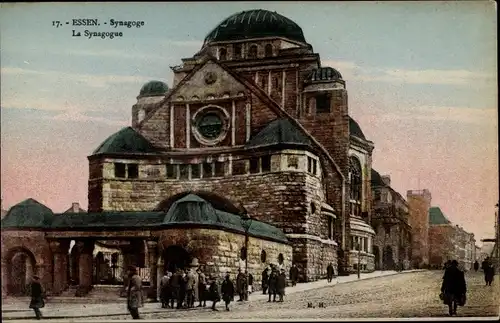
[221,271,235,311]
[289,264,299,286]
[126,266,144,320]
[440,260,467,316]
[268,267,278,302]
[29,275,45,320]
[262,267,270,294]
[326,263,334,283]
[485,262,495,286]
[208,275,221,311]
[185,267,197,308]
[177,269,187,309]
[197,268,207,307]
[482,258,491,286]
[473,260,479,272]
[159,271,171,308]
[170,268,181,309]
[236,268,246,302]
[276,269,286,302]
[248,272,254,295]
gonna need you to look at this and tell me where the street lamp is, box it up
[240,207,252,301]
[356,241,361,279]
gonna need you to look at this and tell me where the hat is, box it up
[33,275,40,280]
[189,258,199,267]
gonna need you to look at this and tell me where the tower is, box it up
[407,189,432,268]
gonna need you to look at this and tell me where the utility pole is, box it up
[496,203,499,273]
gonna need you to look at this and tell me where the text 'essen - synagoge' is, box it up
[2,10,416,298]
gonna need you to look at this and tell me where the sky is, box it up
[1,2,497,242]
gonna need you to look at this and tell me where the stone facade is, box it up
[406,189,432,268]
[371,173,412,270]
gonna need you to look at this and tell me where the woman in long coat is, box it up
[126,266,144,320]
[29,275,44,320]
[441,260,467,316]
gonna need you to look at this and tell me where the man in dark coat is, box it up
[177,269,187,309]
[326,263,334,283]
[159,271,171,308]
[276,269,286,302]
[267,268,278,302]
[262,267,270,294]
[126,266,144,320]
[482,258,492,286]
[29,276,44,320]
[221,272,235,311]
[473,260,479,272]
[441,260,467,316]
[236,269,246,302]
[289,264,299,286]
[248,272,254,295]
[197,268,207,307]
[207,275,220,311]
[169,269,182,309]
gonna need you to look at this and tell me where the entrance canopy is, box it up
[1,196,289,244]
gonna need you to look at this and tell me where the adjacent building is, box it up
[407,189,432,268]
[371,170,412,270]
[428,207,476,270]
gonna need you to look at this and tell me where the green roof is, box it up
[308,67,343,82]
[139,80,169,97]
[1,198,54,228]
[246,118,312,149]
[92,127,159,155]
[429,207,451,225]
[2,195,289,244]
[349,116,366,140]
[203,9,306,46]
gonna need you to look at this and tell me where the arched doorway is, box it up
[383,246,394,270]
[5,248,36,296]
[162,245,192,273]
[373,246,380,270]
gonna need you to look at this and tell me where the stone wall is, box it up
[348,251,375,272]
[153,227,292,287]
[1,230,53,297]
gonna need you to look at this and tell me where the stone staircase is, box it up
[54,285,124,303]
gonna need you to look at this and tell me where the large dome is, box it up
[203,9,306,46]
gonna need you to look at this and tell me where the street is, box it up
[5,270,497,321]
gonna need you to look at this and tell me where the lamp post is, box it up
[240,207,252,301]
[496,203,499,273]
[357,241,361,279]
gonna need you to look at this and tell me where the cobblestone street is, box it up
[4,270,497,321]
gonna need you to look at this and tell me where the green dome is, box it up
[92,127,158,155]
[203,9,306,46]
[1,198,54,228]
[349,116,366,140]
[139,80,169,97]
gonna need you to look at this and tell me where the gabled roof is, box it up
[371,169,387,187]
[138,55,345,182]
[245,118,312,149]
[1,198,54,228]
[92,127,159,156]
[429,207,451,225]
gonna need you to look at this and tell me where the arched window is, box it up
[219,48,227,60]
[349,156,362,217]
[261,250,267,263]
[233,44,242,59]
[240,247,247,260]
[265,44,273,57]
[248,45,258,59]
[278,253,284,265]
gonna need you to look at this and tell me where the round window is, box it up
[197,113,223,139]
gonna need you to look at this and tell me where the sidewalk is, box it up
[1,269,425,320]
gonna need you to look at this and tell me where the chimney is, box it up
[72,202,80,213]
[381,175,391,186]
